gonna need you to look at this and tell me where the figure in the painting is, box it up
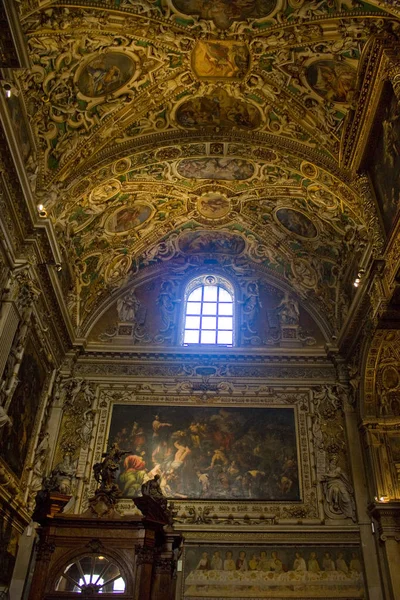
[248,553,259,570]
[293,552,307,571]
[224,551,236,571]
[236,550,248,571]
[277,209,317,238]
[86,59,122,96]
[195,551,210,570]
[152,414,172,439]
[258,551,270,571]
[117,289,141,323]
[172,0,276,30]
[311,61,356,103]
[323,552,336,571]
[211,551,223,570]
[156,281,179,332]
[321,455,356,521]
[270,551,283,573]
[276,293,300,326]
[131,421,146,452]
[308,552,321,573]
[119,455,147,497]
[336,552,349,574]
[197,471,210,495]
[350,552,362,573]
[242,281,261,333]
[200,41,248,78]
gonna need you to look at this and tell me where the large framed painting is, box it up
[107,405,300,501]
[0,336,47,477]
[182,544,365,599]
[367,81,400,235]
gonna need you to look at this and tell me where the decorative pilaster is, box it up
[369,502,400,600]
[355,174,385,256]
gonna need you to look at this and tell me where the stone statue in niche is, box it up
[277,293,299,325]
[50,451,78,495]
[242,281,262,334]
[79,409,96,448]
[156,281,179,332]
[117,289,141,322]
[29,433,50,490]
[321,455,356,521]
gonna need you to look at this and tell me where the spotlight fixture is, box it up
[353,268,365,288]
[1,81,19,98]
[37,204,48,218]
[3,83,12,98]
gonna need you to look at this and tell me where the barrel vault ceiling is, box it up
[11,0,400,340]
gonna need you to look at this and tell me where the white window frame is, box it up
[181,274,235,347]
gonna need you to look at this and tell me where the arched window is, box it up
[183,275,234,346]
[55,555,126,594]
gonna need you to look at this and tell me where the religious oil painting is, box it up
[179,231,245,255]
[0,338,46,478]
[183,545,365,598]
[77,52,136,97]
[197,193,231,219]
[177,158,254,181]
[172,0,277,30]
[176,90,261,130]
[106,204,152,233]
[107,405,300,501]
[191,41,250,79]
[306,60,357,103]
[368,83,400,234]
[275,208,318,239]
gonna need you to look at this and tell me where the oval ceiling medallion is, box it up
[197,193,231,219]
[178,158,254,181]
[179,231,245,255]
[90,179,121,204]
[306,60,356,104]
[106,204,152,233]
[77,52,137,98]
[275,208,318,239]
[382,366,399,390]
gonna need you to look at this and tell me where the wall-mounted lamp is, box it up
[1,81,19,98]
[37,204,48,218]
[353,268,366,288]
[375,495,390,503]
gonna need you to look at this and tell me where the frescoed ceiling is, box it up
[10,0,400,337]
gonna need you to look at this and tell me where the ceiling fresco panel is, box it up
[8,0,398,340]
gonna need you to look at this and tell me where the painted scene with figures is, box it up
[183,545,365,598]
[107,405,300,501]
